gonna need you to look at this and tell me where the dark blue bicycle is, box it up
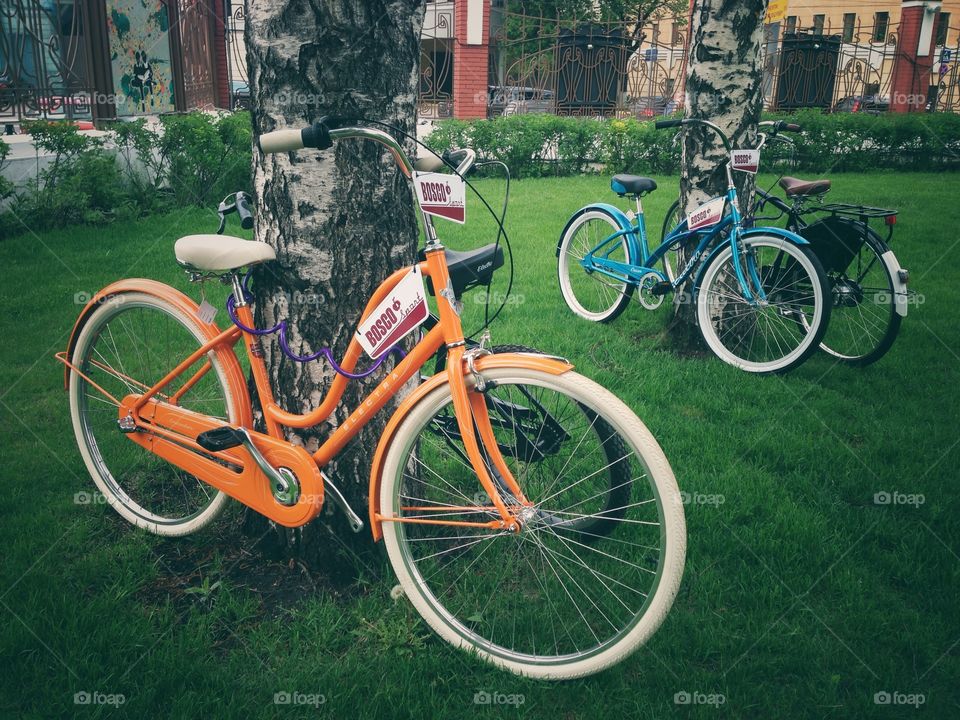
[556,118,831,374]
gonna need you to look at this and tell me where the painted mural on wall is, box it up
[105,0,175,115]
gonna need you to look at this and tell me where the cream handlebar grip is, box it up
[413,155,446,172]
[258,128,305,154]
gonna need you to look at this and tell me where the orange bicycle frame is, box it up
[60,126,574,537]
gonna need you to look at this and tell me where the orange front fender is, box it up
[367,352,573,541]
[62,279,253,428]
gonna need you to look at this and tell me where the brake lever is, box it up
[216,194,237,235]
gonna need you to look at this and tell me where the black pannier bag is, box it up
[797,214,870,273]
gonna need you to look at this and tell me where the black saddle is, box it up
[418,243,504,297]
[611,175,658,196]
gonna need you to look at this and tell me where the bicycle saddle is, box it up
[779,176,832,197]
[174,234,276,272]
[418,243,504,297]
[611,175,658,196]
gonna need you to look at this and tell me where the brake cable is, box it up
[357,118,516,338]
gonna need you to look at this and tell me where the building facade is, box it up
[1,0,229,125]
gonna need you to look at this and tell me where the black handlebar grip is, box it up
[443,149,470,165]
[655,119,684,130]
[783,123,802,132]
[301,121,332,150]
[235,191,254,230]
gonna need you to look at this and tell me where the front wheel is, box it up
[380,367,686,679]
[557,209,634,322]
[697,235,831,374]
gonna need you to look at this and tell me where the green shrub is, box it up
[1,112,256,237]
[428,111,960,177]
[10,120,126,230]
[159,111,252,206]
[0,137,15,202]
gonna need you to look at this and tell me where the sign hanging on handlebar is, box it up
[414,171,466,224]
[731,149,760,174]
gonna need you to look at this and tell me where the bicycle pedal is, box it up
[197,426,245,451]
[652,281,672,296]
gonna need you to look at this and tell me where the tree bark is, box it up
[671,0,767,333]
[244,0,426,572]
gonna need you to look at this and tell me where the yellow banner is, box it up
[766,0,788,24]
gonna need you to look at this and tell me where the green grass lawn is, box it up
[1,173,958,718]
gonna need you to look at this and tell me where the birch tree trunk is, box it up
[673,0,767,330]
[244,0,426,570]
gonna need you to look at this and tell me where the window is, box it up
[671,21,682,46]
[937,13,951,46]
[843,13,856,42]
[813,14,825,35]
[785,15,797,34]
[874,12,890,43]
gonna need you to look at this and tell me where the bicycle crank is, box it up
[638,272,666,310]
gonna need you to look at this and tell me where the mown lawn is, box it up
[1,173,958,718]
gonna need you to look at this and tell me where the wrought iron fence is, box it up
[0,0,95,123]
[764,16,900,112]
[487,10,687,119]
[419,3,453,118]
[224,0,248,110]
[482,11,960,117]
[932,26,960,112]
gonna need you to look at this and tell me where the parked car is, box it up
[831,95,889,113]
[487,85,555,117]
[230,80,250,110]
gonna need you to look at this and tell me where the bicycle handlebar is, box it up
[759,120,802,134]
[235,191,253,230]
[259,117,477,177]
[654,119,684,130]
[412,148,477,176]
[654,117,731,151]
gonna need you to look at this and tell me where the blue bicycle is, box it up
[557,118,831,374]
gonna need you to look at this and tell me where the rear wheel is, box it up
[697,235,831,374]
[68,293,241,536]
[820,232,902,366]
[380,367,686,679]
[558,209,634,322]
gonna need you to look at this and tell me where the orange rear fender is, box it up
[62,279,253,428]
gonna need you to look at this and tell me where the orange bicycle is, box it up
[58,118,685,679]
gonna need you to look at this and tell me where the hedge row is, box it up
[0,111,251,236]
[3,109,957,237]
[427,110,960,178]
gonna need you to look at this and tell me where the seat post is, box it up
[635,194,643,216]
[231,274,247,307]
